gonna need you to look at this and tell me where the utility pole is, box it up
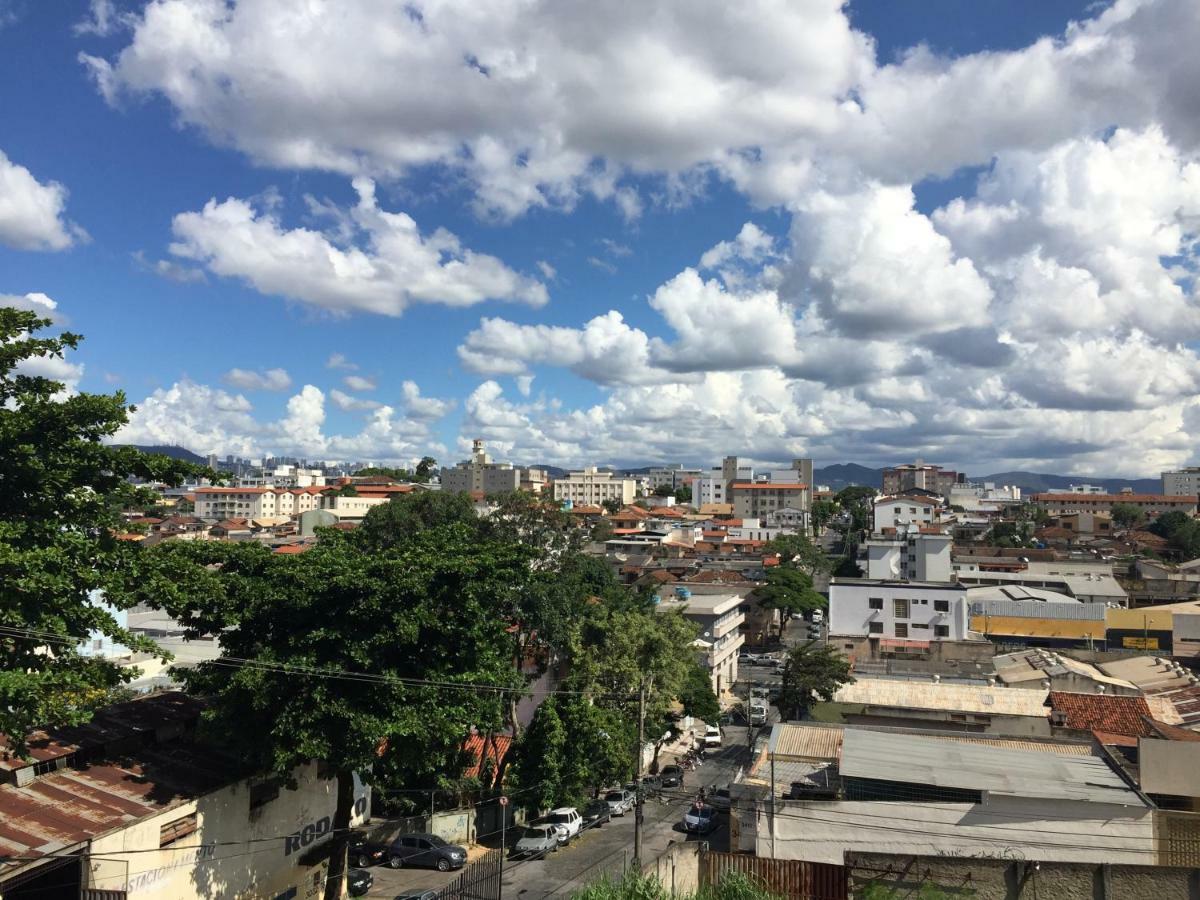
[633,680,646,868]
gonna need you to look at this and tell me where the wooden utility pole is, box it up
[633,680,646,867]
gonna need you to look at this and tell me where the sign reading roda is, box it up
[285,796,368,856]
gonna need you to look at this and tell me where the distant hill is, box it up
[974,470,1159,495]
[813,463,1160,495]
[122,444,208,466]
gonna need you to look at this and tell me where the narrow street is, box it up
[372,727,751,898]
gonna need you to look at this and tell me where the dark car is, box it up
[659,765,684,788]
[387,833,467,871]
[348,831,391,868]
[347,868,373,896]
[581,798,611,829]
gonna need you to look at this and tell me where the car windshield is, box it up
[426,835,447,847]
[524,826,551,839]
[548,814,568,823]
[605,791,624,801]
[662,766,681,773]
[688,804,711,817]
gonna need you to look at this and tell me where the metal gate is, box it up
[700,850,847,899]
[434,849,502,900]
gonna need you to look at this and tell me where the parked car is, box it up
[760,657,784,669]
[386,833,467,871]
[582,798,611,828]
[707,785,732,811]
[703,725,722,747]
[812,610,824,623]
[639,774,662,793]
[510,824,560,860]
[659,765,684,788]
[541,807,583,843]
[348,831,391,868]
[738,651,759,663]
[605,788,636,815]
[347,868,373,896]
[682,803,718,834]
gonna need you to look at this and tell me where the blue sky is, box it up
[2,0,1198,475]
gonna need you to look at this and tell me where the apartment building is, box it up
[655,587,745,694]
[194,486,328,521]
[863,529,952,582]
[829,579,971,643]
[729,482,810,519]
[1032,492,1198,517]
[872,494,942,531]
[441,439,523,494]
[1162,467,1200,496]
[551,466,636,506]
[881,460,960,499]
[647,464,702,491]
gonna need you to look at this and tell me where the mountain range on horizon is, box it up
[128,445,1163,496]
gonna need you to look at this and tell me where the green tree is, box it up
[833,557,864,578]
[133,524,531,900]
[677,663,720,722]
[755,567,825,636]
[835,485,876,533]
[777,641,853,720]
[573,871,780,900]
[811,497,837,534]
[652,484,673,497]
[601,497,624,515]
[337,482,359,497]
[354,466,410,480]
[764,532,829,579]
[414,455,437,482]
[673,485,692,504]
[1110,502,1143,529]
[355,490,477,550]
[0,307,213,745]
[1150,510,1192,539]
[513,697,567,814]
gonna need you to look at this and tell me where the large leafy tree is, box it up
[355,489,477,550]
[132,524,530,900]
[0,307,210,744]
[764,532,829,579]
[754,567,825,636]
[777,641,853,720]
[677,662,720,723]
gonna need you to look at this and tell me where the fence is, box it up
[699,850,847,899]
[434,849,503,900]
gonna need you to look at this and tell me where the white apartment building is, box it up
[872,495,942,531]
[765,507,810,531]
[691,476,728,507]
[948,482,1021,511]
[1068,483,1108,494]
[194,486,328,521]
[1163,467,1200,496]
[319,494,390,521]
[729,482,811,519]
[655,588,745,694]
[863,530,952,582]
[829,579,970,642]
[441,439,522,494]
[552,466,636,506]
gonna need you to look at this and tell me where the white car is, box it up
[748,702,768,726]
[603,789,635,816]
[682,803,718,834]
[703,724,722,747]
[812,610,824,623]
[544,808,582,843]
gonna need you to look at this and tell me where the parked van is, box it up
[749,701,768,726]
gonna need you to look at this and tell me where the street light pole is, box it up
[633,680,646,869]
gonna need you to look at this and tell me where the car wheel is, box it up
[437,857,451,872]
[387,855,403,869]
[355,853,370,868]
[552,843,559,853]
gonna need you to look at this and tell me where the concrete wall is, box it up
[642,842,701,894]
[847,852,1200,900]
[831,634,996,666]
[1141,740,1200,797]
[758,798,1155,867]
[830,582,969,642]
[86,764,368,899]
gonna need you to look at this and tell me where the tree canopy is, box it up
[0,307,212,744]
[777,641,854,720]
[1109,502,1143,529]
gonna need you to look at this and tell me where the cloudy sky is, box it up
[2,0,1199,474]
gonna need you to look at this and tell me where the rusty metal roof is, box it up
[0,693,237,879]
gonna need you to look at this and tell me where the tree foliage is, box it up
[1109,502,1143,529]
[777,641,854,720]
[355,490,477,550]
[677,663,720,722]
[1148,510,1200,560]
[573,872,780,900]
[0,307,213,745]
[764,532,829,578]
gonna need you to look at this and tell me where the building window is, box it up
[868,622,883,634]
[868,597,883,610]
[911,623,929,630]
[160,813,198,847]
[935,625,949,638]
[894,623,908,638]
[893,598,909,619]
[934,600,949,612]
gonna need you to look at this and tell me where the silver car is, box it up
[604,789,635,815]
[510,824,559,860]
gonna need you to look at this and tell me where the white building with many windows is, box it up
[1162,467,1200,496]
[863,529,952,582]
[654,588,745,695]
[552,467,636,506]
[829,579,970,643]
[872,495,942,531]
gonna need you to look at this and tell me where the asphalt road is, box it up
[370,729,750,899]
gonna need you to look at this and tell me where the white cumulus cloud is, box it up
[0,150,83,251]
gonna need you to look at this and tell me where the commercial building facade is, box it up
[552,467,637,506]
[441,439,522,494]
[881,461,960,499]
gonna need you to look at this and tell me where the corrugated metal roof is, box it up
[834,678,1050,717]
[838,729,1143,806]
[769,725,843,761]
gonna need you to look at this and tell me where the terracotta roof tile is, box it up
[463,733,512,780]
[1048,691,1156,737]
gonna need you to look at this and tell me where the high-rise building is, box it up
[1162,467,1200,496]
[441,439,523,494]
[881,460,960,499]
[551,467,636,506]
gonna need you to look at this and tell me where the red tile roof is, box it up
[569,505,604,515]
[463,733,513,780]
[273,543,311,554]
[1047,691,1156,737]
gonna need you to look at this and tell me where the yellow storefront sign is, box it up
[1122,636,1160,650]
